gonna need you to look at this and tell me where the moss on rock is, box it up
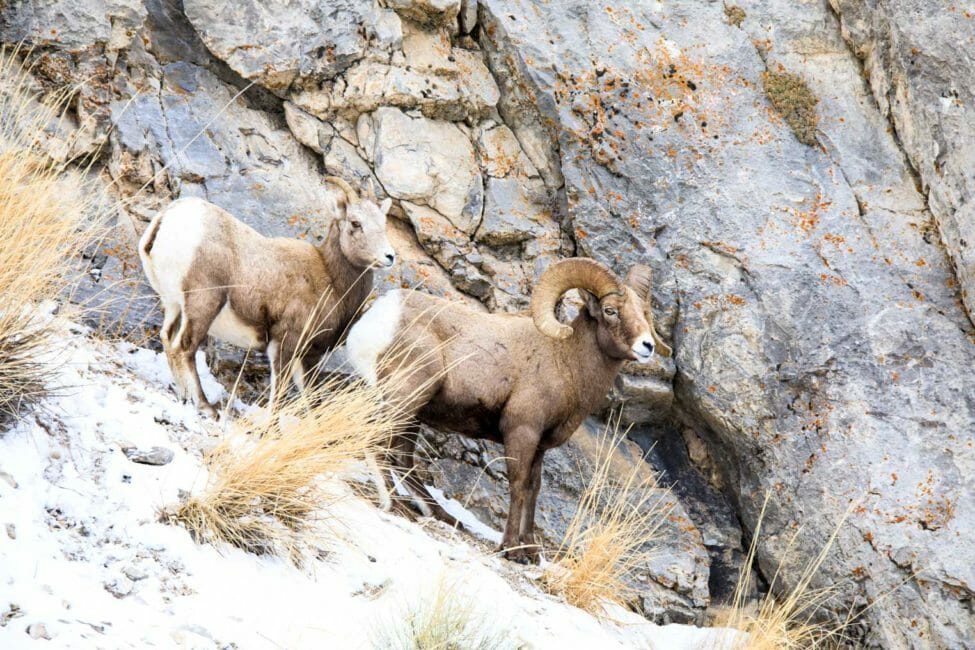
[724,5,746,27]
[762,71,819,146]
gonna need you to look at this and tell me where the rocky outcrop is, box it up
[3,0,974,644]
[828,0,975,327]
[477,0,975,646]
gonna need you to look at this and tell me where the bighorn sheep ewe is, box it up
[346,258,672,562]
[139,178,395,416]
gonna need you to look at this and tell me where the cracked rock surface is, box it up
[3,0,974,643]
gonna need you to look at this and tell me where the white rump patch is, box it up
[139,197,209,303]
[345,291,401,385]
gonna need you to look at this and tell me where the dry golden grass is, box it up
[165,371,408,561]
[714,494,855,649]
[0,47,104,423]
[373,576,515,650]
[542,420,675,615]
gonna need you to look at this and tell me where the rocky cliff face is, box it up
[3,0,972,646]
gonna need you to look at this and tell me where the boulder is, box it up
[183,0,400,94]
[0,0,146,52]
[369,107,483,233]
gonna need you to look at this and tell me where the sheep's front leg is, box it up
[518,449,545,562]
[501,425,541,564]
[267,337,299,409]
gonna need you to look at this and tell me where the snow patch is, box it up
[0,322,740,649]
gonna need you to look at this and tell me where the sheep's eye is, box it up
[350,220,362,229]
[603,307,617,317]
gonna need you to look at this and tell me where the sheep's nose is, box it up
[384,252,396,265]
[643,340,654,353]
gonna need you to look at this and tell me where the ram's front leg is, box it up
[500,425,542,564]
[518,449,545,563]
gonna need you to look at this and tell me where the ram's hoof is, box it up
[501,546,540,565]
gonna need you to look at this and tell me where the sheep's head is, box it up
[531,258,672,361]
[326,176,396,270]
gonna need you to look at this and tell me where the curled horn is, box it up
[325,176,359,204]
[624,264,673,358]
[531,258,622,339]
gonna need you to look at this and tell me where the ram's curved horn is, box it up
[625,264,673,357]
[325,176,359,204]
[531,258,621,339]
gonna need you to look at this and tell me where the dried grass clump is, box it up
[716,495,855,649]
[166,375,406,561]
[725,5,747,27]
[542,422,675,615]
[0,48,102,423]
[373,578,515,650]
[762,71,820,146]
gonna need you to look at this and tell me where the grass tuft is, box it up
[372,577,516,650]
[715,494,856,649]
[542,420,675,615]
[0,47,103,424]
[165,374,407,562]
[762,71,820,147]
[725,5,747,27]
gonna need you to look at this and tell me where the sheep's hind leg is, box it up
[159,303,188,401]
[387,428,461,528]
[173,292,222,418]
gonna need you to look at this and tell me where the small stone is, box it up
[0,471,17,489]
[104,577,134,599]
[26,622,50,640]
[5,524,14,540]
[122,446,174,466]
[122,565,148,582]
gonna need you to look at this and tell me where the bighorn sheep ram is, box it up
[346,258,672,562]
[139,178,395,416]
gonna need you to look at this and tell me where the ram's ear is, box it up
[579,289,601,318]
[624,264,653,300]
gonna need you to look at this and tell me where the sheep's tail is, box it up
[138,211,165,291]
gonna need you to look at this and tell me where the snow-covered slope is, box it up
[0,324,735,649]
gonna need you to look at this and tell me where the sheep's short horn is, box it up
[626,263,673,358]
[531,258,621,339]
[325,176,359,204]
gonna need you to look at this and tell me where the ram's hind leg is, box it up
[380,336,459,526]
[386,426,461,527]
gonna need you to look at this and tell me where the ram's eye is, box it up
[603,307,618,317]
[350,220,362,229]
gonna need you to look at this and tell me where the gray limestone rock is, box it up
[479,0,975,646]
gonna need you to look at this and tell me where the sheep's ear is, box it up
[579,289,601,318]
[624,264,653,301]
[379,197,392,215]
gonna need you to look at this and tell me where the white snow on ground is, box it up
[0,323,738,649]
